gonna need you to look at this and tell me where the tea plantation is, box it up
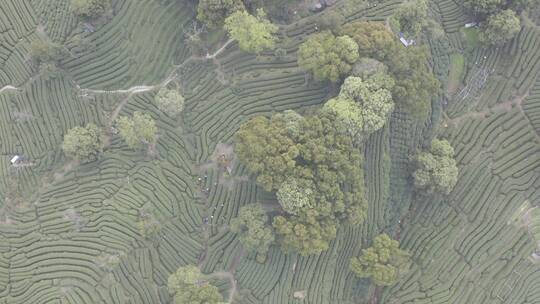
[0,0,539,303]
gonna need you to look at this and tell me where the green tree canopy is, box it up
[235,110,367,256]
[350,234,411,286]
[62,123,104,161]
[71,0,110,18]
[341,22,439,120]
[29,39,65,64]
[167,266,223,304]
[480,9,521,45]
[155,87,185,116]
[197,0,245,28]
[230,204,275,262]
[324,73,395,137]
[276,177,316,215]
[224,9,278,54]
[297,31,359,82]
[234,115,299,191]
[117,112,157,149]
[413,139,459,195]
[390,0,428,39]
[273,211,337,256]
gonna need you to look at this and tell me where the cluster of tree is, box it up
[413,139,459,195]
[29,39,67,80]
[297,31,359,82]
[71,0,110,18]
[196,0,279,54]
[155,87,185,116]
[224,9,278,54]
[340,21,440,119]
[167,265,224,304]
[234,109,367,256]
[62,123,104,161]
[197,0,245,28]
[350,234,411,286]
[323,71,395,140]
[390,0,429,39]
[463,0,536,45]
[230,204,274,262]
[116,111,157,149]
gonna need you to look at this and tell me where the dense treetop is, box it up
[341,22,439,119]
[167,266,223,304]
[155,87,185,116]
[235,110,367,255]
[413,139,459,195]
[117,112,157,149]
[230,204,275,262]
[297,31,359,82]
[480,9,521,45]
[71,0,110,18]
[350,234,411,286]
[197,0,245,28]
[224,9,278,54]
[62,123,104,161]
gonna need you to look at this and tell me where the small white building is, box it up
[399,37,415,47]
[465,22,478,28]
[10,155,21,164]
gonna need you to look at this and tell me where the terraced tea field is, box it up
[0,0,539,303]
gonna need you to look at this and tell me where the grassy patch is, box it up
[447,53,465,94]
[462,27,480,49]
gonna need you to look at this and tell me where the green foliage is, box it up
[224,9,278,54]
[351,57,387,79]
[318,10,345,33]
[413,139,459,195]
[324,73,395,137]
[117,112,157,149]
[197,0,245,28]
[464,0,505,15]
[350,234,410,286]
[29,40,65,64]
[274,47,287,60]
[480,10,521,45]
[341,22,439,120]
[230,204,274,262]
[234,115,299,191]
[391,0,428,39]
[297,31,359,82]
[236,110,367,255]
[273,212,337,256]
[62,123,104,161]
[155,87,185,116]
[168,266,223,304]
[71,0,110,18]
[276,177,315,214]
[340,21,396,62]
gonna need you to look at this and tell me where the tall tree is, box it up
[62,123,104,161]
[155,87,185,116]
[224,9,278,54]
[230,204,275,262]
[234,115,299,191]
[391,0,428,39]
[117,112,157,149]
[350,234,410,286]
[197,0,245,28]
[480,9,521,45]
[413,139,459,195]
[324,72,395,138]
[235,110,367,256]
[167,266,223,304]
[341,22,439,120]
[71,0,110,18]
[297,31,359,82]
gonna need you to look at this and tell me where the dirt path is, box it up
[208,248,245,304]
[0,85,20,94]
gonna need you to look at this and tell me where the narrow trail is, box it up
[0,85,20,94]
[209,248,244,304]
